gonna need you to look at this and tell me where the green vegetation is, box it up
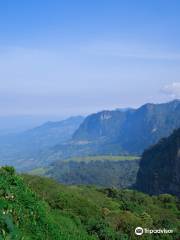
[63,155,140,162]
[0,166,95,240]
[0,167,95,240]
[29,167,48,176]
[23,173,180,240]
[46,158,139,188]
[1,100,180,172]
[29,156,140,189]
[1,166,179,239]
[136,128,180,197]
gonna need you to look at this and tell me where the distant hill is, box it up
[0,116,84,170]
[46,100,180,159]
[136,128,180,197]
[21,115,84,148]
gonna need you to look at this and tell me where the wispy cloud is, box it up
[162,82,180,98]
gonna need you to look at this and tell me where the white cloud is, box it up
[162,82,180,98]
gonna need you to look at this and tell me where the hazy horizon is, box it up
[0,98,179,132]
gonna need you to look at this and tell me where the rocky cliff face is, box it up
[73,100,180,154]
[73,110,128,142]
[136,128,180,197]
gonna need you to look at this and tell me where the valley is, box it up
[0,100,180,172]
[30,155,140,189]
[1,2,180,239]
[0,100,180,239]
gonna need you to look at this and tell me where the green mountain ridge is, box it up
[136,128,180,197]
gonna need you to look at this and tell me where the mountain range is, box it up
[44,99,180,161]
[46,126,180,197]
[0,99,180,171]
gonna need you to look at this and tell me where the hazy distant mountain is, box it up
[0,116,84,170]
[136,128,180,197]
[41,100,180,162]
[22,116,85,148]
[1,100,180,171]
[0,115,56,134]
[72,99,180,154]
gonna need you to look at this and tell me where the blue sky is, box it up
[0,0,180,121]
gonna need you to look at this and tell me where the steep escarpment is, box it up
[73,110,129,142]
[136,128,180,197]
[72,100,180,155]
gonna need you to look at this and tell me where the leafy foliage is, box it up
[0,166,95,240]
[23,174,180,240]
[1,166,179,239]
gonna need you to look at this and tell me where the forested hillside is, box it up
[69,100,180,155]
[0,166,179,239]
[46,156,139,188]
[136,128,180,197]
